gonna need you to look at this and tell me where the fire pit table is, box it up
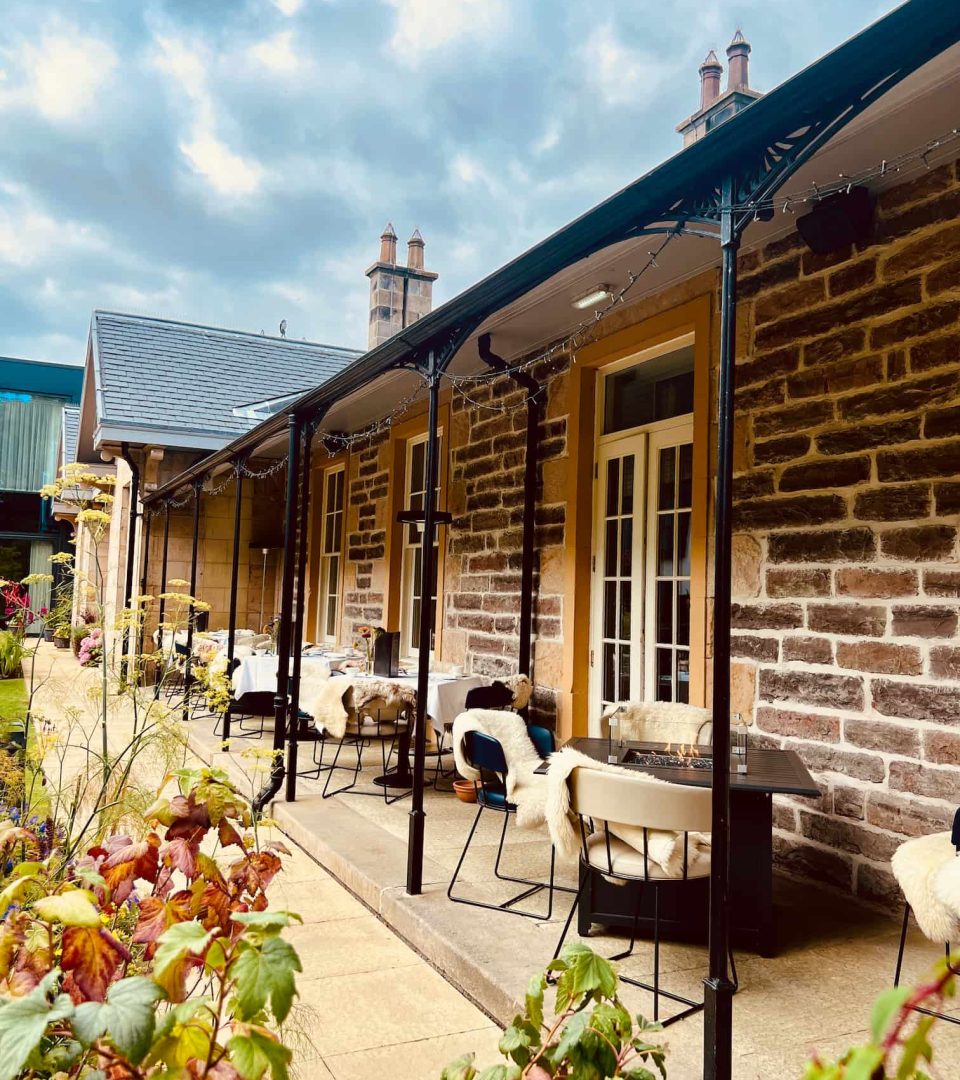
[537,737,819,957]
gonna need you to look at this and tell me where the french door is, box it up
[590,421,693,731]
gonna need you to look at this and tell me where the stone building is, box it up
[142,10,960,909]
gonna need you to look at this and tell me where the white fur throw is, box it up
[601,701,712,747]
[301,673,417,739]
[452,710,547,829]
[892,833,960,943]
[544,747,711,877]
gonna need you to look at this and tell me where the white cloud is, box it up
[248,30,302,74]
[532,119,561,155]
[0,26,117,123]
[0,200,109,268]
[179,133,265,196]
[384,0,507,64]
[581,21,679,107]
[151,33,265,199]
[271,0,304,14]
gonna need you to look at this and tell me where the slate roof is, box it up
[90,311,361,445]
[61,405,80,467]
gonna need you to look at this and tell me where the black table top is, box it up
[537,737,820,798]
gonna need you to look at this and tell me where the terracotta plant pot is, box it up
[453,779,477,804]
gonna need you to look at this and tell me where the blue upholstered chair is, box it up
[447,724,560,920]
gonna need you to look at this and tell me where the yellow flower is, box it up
[49,552,74,565]
[168,578,189,587]
[77,509,111,526]
[21,573,54,585]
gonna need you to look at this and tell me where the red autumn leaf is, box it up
[165,795,211,840]
[228,851,282,896]
[131,890,193,944]
[101,834,160,902]
[162,834,201,878]
[199,880,233,932]
[61,926,127,1001]
[218,818,245,851]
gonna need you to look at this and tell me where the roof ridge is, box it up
[92,309,362,355]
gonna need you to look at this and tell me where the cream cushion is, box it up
[585,832,711,880]
[891,832,960,943]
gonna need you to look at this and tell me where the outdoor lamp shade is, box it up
[796,186,874,254]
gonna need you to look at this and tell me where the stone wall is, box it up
[731,157,960,905]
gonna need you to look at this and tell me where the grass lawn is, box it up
[0,677,27,721]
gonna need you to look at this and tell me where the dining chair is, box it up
[299,695,412,805]
[891,808,960,1025]
[431,679,518,790]
[552,765,736,1026]
[601,701,713,748]
[447,725,563,920]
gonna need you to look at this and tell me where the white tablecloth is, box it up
[232,655,334,698]
[347,673,485,734]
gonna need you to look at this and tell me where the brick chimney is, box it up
[366,223,438,349]
[699,50,722,110]
[677,30,761,146]
[726,29,750,91]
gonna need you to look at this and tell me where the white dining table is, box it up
[347,672,486,734]
[232,654,339,698]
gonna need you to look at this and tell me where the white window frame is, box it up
[400,429,442,659]
[316,464,345,644]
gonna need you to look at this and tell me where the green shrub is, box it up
[0,630,24,679]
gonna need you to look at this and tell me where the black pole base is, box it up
[702,976,736,1080]
[374,766,414,788]
[406,807,426,894]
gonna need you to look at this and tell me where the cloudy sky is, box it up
[0,0,895,366]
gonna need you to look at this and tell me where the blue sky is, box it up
[0,0,895,366]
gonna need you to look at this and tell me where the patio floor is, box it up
[179,706,960,1078]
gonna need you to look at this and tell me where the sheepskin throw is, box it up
[892,833,960,943]
[544,747,711,876]
[601,700,712,747]
[301,673,417,739]
[452,709,547,829]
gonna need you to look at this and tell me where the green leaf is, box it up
[525,973,545,1031]
[841,1045,885,1080]
[0,970,74,1080]
[229,1029,293,1080]
[231,937,302,1024]
[897,1014,934,1080]
[870,985,911,1042]
[231,910,303,934]
[102,976,165,1064]
[71,1001,107,1047]
[153,920,214,979]
[552,1009,589,1065]
[32,889,101,927]
[441,1053,477,1080]
[561,943,618,1000]
[476,1067,512,1080]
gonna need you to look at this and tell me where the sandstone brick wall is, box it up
[731,157,960,905]
[444,367,568,721]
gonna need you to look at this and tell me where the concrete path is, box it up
[27,643,502,1080]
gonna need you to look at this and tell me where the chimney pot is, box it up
[726,28,751,91]
[699,49,722,110]
[379,222,398,265]
[407,228,424,270]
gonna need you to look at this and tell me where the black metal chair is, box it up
[447,725,566,920]
[891,808,960,1026]
[431,680,518,790]
[552,765,736,1026]
[298,695,412,805]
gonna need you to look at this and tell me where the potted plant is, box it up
[53,623,71,649]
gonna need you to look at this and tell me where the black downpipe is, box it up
[285,423,314,801]
[154,503,171,700]
[253,413,302,814]
[478,333,539,677]
[225,460,244,749]
[703,181,739,1080]
[182,478,203,724]
[136,507,152,668]
[118,443,140,684]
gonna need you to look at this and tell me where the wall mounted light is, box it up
[572,285,613,309]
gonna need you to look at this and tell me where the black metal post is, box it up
[154,502,171,700]
[253,414,302,813]
[136,506,152,678]
[408,349,443,895]
[182,478,203,724]
[285,422,314,801]
[224,460,244,749]
[118,443,140,685]
[703,180,739,1080]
